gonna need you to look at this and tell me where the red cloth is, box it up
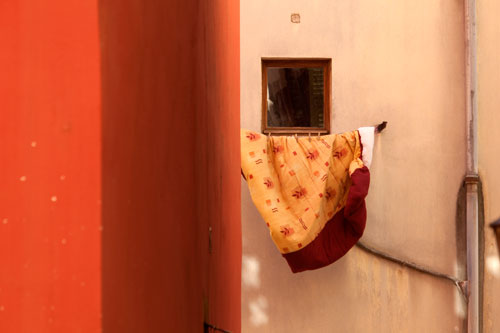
[282,166,370,273]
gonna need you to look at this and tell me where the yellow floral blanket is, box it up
[241,129,365,254]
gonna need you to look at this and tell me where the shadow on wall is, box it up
[98,0,241,332]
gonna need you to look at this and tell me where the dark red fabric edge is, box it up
[282,166,370,273]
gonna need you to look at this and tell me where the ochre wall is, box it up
[478,0,500,331]
[0,0,102,331]
[100,0,240,332]
[241,0,468,331]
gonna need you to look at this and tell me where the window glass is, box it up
[266,67,325,128]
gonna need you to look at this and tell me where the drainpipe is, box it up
[465,0,479,331]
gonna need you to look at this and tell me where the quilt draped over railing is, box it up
[241,127,374,272]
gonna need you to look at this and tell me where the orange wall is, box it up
[0,0,102,332]
[1,0,240,332]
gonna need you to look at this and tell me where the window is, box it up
[262,58,331,135]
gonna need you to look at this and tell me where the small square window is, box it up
[262,58,331,135]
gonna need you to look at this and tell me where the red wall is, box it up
[99,0,240,332]
[1,0,240,332]
[196,1,241,331]
[0,0,102,331]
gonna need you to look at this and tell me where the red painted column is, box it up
[0,0,101,332]
[1,0,239,331]
[100,0,240,332]
[196,1,241,331]
[99,0,202,331]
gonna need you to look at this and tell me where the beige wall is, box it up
[241,0,470,332]
[478,0,500,332]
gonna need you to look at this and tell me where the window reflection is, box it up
[267,67,324,128]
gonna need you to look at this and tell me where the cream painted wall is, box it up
[241,0,469,332]
[478,0,500,332]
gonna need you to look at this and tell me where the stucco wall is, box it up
[241,0,468,331]
[478,0,500,332]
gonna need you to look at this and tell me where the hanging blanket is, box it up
[241,128,374,272]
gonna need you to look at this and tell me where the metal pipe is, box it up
[464,0,479,331]
[466,176,479,332]
[465,0,478,175]
[356,241,467,301]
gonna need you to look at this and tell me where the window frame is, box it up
[261,58,332,135]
